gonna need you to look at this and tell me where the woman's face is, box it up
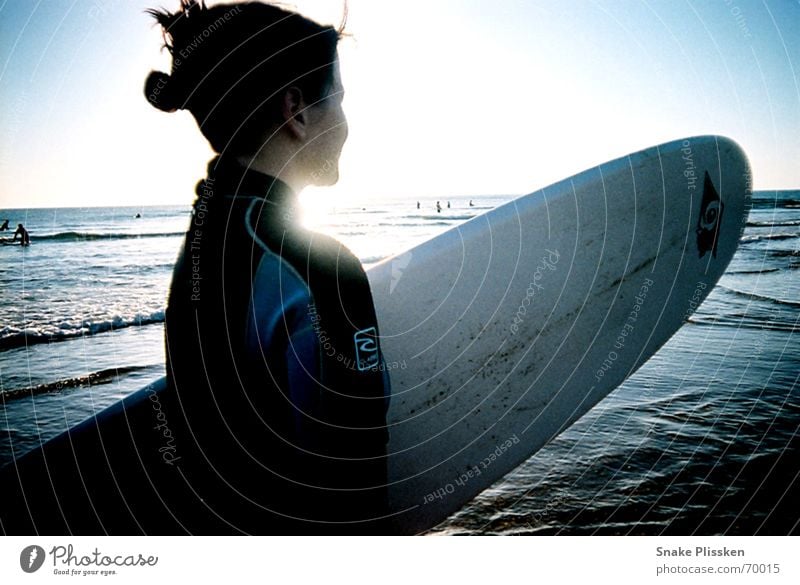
[302,57,348,186]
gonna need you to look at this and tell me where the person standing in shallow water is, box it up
[143,1,389,534]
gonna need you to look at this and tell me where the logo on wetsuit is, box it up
[354,327,379,371]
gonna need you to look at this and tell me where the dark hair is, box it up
[144,1,343,155]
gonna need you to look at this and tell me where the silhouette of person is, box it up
[469,200,474,207]
[447,201,450,209]
[416,201,420,209]
[436,201,442,213]
[13,223,30,246]
[141,0,388,534]
[0,219,9,231]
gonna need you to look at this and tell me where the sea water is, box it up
[0,191,797,534]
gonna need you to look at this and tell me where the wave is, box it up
[746,220,800,228]
[740,233,799,244]
[750,194,800,210]
[377,221,463,228]
[717,285,800,308]
[769,249,800,258]
[726,267,782,275]
[361,254,392,265]
[1,365,155,401]
[32,231,184,243]
[0,310,166,351]
[417,215,476,221]
[687,315,798,333]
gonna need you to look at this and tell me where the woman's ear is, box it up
[281,86,307,140]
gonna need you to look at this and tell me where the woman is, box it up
[145,1,390,534]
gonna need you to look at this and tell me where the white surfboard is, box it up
[369,135,750,533]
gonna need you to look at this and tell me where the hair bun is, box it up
[144,70,180,112]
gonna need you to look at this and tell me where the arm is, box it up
[244,257,322,448]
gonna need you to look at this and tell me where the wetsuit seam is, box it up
[242,198,328,389]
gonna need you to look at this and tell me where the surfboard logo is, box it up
[390,252,413,294]
[19,545,46,573]
[354,327,379,371]
[696,171,724,258]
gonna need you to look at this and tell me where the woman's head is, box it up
[144,1,345,164]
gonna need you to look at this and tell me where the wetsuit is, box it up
[162,156,390,534]
[13,225,29,245]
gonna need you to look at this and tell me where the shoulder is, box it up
[252,246,312,312]
[246,248,314,348]
[303,230,366,282]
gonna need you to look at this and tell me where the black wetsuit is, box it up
[13,225,29,245]
[161,156,390,533]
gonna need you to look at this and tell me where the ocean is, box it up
[0,190,797,535]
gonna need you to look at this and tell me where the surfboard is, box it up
[0,136,750,535]
[372,135,750,533]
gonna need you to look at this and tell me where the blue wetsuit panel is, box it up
[245,250,321,446]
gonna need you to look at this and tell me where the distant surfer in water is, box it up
[145,1,388,534]
[12,223,30,246]
[436,201,442,213]
[0,219,9,230]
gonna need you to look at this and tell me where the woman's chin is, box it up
[315,170,339,187]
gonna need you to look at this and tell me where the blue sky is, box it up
[0,0,798,208]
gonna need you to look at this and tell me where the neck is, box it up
[235,135,307,193]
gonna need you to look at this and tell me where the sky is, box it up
[0,0,798,208]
